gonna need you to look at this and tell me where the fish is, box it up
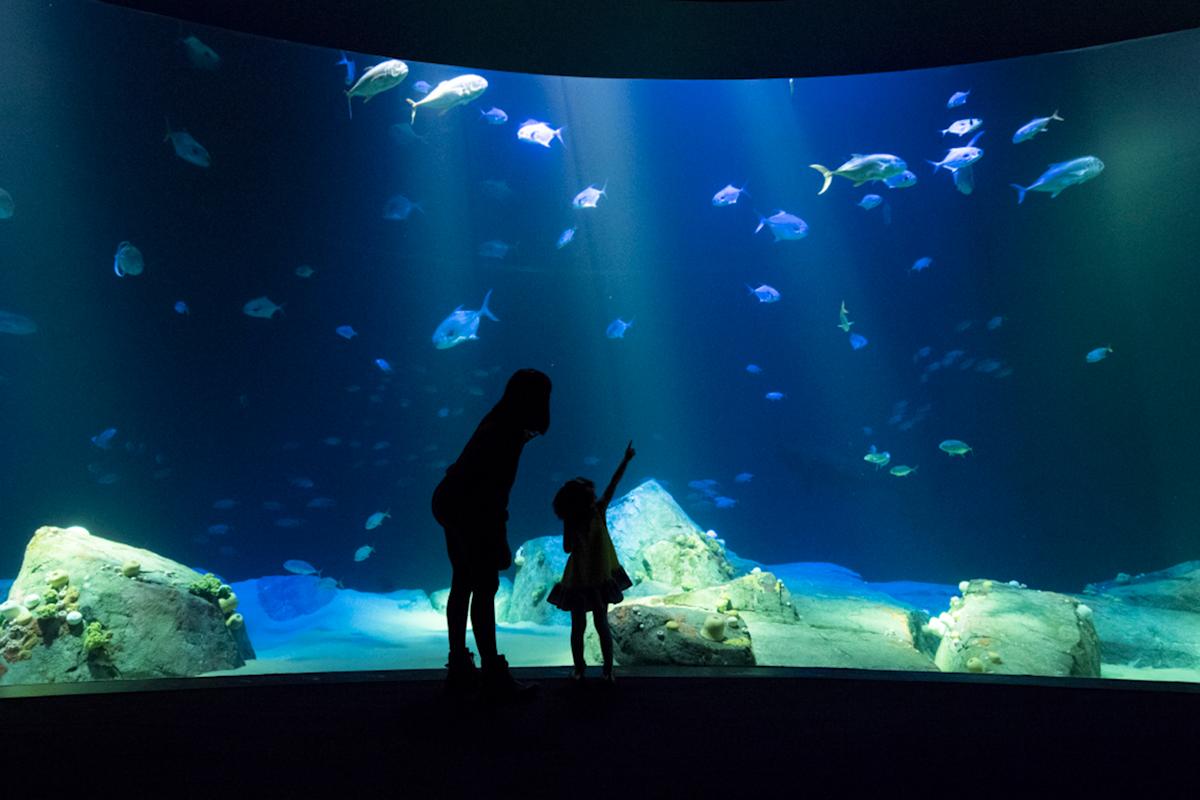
[941,349,965,367]
[113,241,144,277]
[336,325,358,339]
[928,131,984,173]
[745,364,763,374]
[477,240,512,259]
[864,447,891,469]
[294,265,315,278]
[581,456,601,466]
[884,170,918,189]
[1086,345,1113,363]
[947,90,970,108]
[556,227,577,249]
[747,284,781,303]
[857,194,882,210]
[712,184,749,207]
[952,164,975,195]
[307,497,337,509]
[406,74,488,124]
[734,472,754,483]
[1012,111,1064,144]
[173,301,190,315]
[91,428,118,449]
[714,497,738,509]
[0,310,36,335]
[345,59,409,119]
[809,154,908,195]
[572,181,607,209]
[432,289,499,349]
[242,297,284,319]
[765,392,786,401]
[517,119,565,148]
[388,123,428,147]
[941,118,982,137]
[365,510,391,530]
[335,50,356,85]
[605,318,633,339]
[436,407,450,418]
[291,478,315,490]
[262,501,285,511]
[913,346,932,362]
[382,194,423,220]
[975,358,1002,373]
[283,559,320,576]
[889,465,918,477]
[1010,156,1104,203]
[322,436,342,446]
[207,524,232,535]
[181,35,220,70]
[164,120,211,168]
[0,187,12,218]
[987,315,1005,331]
[354,545,375,562]
[837,301,854,333]
[274,518,305,528]
[413,80,432,95]
[910,257,933,273]
[688,479,719,493]
[375,358,394,373]
[212,498,238,510]
[479,179,514,201]
[480,107,508,124]
[939,439,973,456]
[849,333,869,350]
[754,211,808,241]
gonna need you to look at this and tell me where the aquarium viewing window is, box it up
[0,0,1198,694]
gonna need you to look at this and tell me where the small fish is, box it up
[346,59,410,119]
[283,559,320,576]
[712,184,749,207]
[734,472,754,483]
[388,123,428,147]
[413,80,432,95]
[713,496,738,509]
[274,518,305,528]
[207,523,232,536]
[582,455,601,466]
[294,265,315,278]
[1010,156,1104,203]
[113,241,144,277]
[262,501,285,511]
[406,74,488,124]
[336,51,356,85]
[857,194,882,210]
[928,131,984,173]
[941,118,982,137]
[910,257,933,273]
[572,181,607,209]
[975,358,1002,373]
[606,318,633,339]
[212,498,238,510]
[354,545,375,562]
[479,179,514,201]
[755,211,808,241]
[432,289,498,349]
[747,284,781,303]
[365,510,391,530]
[1012,111,1064,144]
[556,227,577,249]
[941,349,965,367]
[837,300,854,333]
[477,240,512,259]
[939,439,973,457]
[517,119,565,148]
[889,465,918,477]
[913,346,932,361]
[947,90,970,108]
[307,497,337,509]
[952,164,975,195]
[181,35,220,70]
[91,427,118,449]
[0,310,36,334]
[1085,345,1113,363]
[849,333,869,350]
[884,170,918,189]
[437,407,450,418]
[290,477,315,489]
[955,320,973,333]
[372,441,391,450]
[745,364,763,374]
[242,296,284,319]
[809,154,908,195]
[375,358,394,373]
[322,436,342,446]
[765,391,786,401]
[164,120,211,168]
[382,194,423,220]
[986,315,1005,331]
[173,300,190,315]
[688,479,719,493]
[480,107,508,124]
[864,447,891,469]
[336,325,358,339]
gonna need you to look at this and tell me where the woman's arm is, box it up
[600,440,636,507]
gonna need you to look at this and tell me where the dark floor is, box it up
[2,667,1195,794]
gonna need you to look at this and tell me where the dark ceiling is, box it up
[98,0,1200,78]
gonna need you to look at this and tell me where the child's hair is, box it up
[553,477,595,521]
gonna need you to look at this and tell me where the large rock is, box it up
[607,602,755,667]
[929,579,1100,677]
[504,480,741,624]
[0,526,251,685]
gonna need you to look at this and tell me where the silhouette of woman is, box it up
[432,368,550,697]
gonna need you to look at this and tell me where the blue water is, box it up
[0,1,1198,597]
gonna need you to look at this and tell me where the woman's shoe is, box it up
[444,648,480,694]
[481,654,539,701]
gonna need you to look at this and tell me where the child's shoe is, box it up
[600,668,616,686]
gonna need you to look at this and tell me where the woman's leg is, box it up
[570,609,588,673]
[592,602,613,674]
[446,569,470,654]
[469,572,499,666]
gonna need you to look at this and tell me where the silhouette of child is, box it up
[547,441,635,683]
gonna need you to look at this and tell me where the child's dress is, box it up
[547,506,632,611]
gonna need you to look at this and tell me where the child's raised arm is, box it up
[600,440,636,507]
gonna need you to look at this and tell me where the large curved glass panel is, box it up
[1,0,1197,692]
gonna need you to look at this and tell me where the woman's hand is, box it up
[624,440,636,462]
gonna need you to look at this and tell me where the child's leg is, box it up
[592,602,613,674]
[570,609,588,673]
